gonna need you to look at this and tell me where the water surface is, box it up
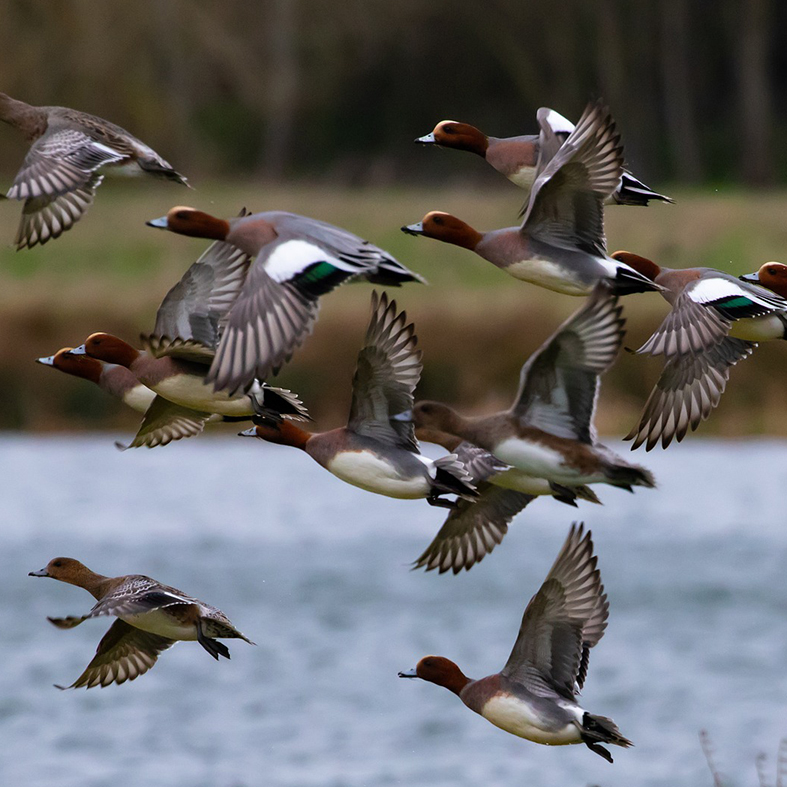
[1,437,786,786]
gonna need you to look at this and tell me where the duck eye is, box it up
[433,216,443,226]
[53,560,62,567]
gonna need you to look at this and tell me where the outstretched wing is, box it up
[626,337,756,450]
[511,286,624,443]
[144,237,253,359]
[59,619,174,689]
[261,211,423,286]
[413,484,534,574]
[205,213,421,394]
[347,292,422,450]
[13,174,102,250]
[501,524,608,701]
[117,396,213,450]
[84,577,197,619]
[205,245,322,393]
[7,128,124,201]
[520,102,623,258]
[638,275,786,357]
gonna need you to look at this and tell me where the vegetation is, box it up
[0,0,782,186]
[701,731,787,787]
[1,1,786,437]
[2,182,786,438]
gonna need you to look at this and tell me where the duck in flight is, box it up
[0,92,187,249]
[146,206,424,394]
[240,292,477,507]
[30,557,253,689]
[416,106,672,207]
[399,523,631,762]
[612,251,787,450]
[403,102,661,296]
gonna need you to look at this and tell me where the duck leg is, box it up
[584,741,613,763]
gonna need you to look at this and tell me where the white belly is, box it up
[493,438,568,477]
[506,258,591,295]
[507,166,536,190]
[326,451,430,498]
[122,384,157,414]
[151,375,252,416]
[491,467,554,496]
[494,438,605,485]
[729,314,785,341]
[120,609,197,641]
[481,695,583,745]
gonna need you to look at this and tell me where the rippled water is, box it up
[1,436,786,787]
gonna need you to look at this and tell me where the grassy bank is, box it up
[1,181,786,439]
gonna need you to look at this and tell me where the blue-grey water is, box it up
[1,436,786,787]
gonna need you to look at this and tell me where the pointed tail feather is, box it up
[252,385,311,422]
[549,483,602,506]
[137,158,189,187]
[604,462,656,489]
[574,484,603,504]
[432,454,478,501]
[362,252,427,286]
[614,173,674,206]
[48,615,87,629]
[611,265,661,295]
[582,712,633,750]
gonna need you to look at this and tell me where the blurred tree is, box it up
[0,0,782,186]
[736,0,774,184]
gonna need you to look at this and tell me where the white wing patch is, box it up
[264,239,352,282]
[688,278,751,305]
[91,141,127,159]
[544,109,575,135]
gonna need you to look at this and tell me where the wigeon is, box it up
[240,292,477,506]
[146,205,425,393]
[399,523,631,762]
[417,107,672,206]
[409,285,656,492]
[37,347,156,414]
[402,102,661,296]
[30,557,254,689]
[611,251,787,450]
[0,92,187,250]
[72,331,309,446]
[37,347,254,449]
[412,430,601,574]
[740,261,787,297]
[415,426,601,507]
[68,239,309,445]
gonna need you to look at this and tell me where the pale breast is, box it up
[494,437,608,485]
[121,384,157,414]
[120,609,198,641]
[152,375,253,416]
[493,438,567,477]
[729,314,786,342]
[506,165,537,190]
[325,450,430,498]
[505,258,593,295]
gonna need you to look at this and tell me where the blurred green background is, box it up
[1,0,785,439]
